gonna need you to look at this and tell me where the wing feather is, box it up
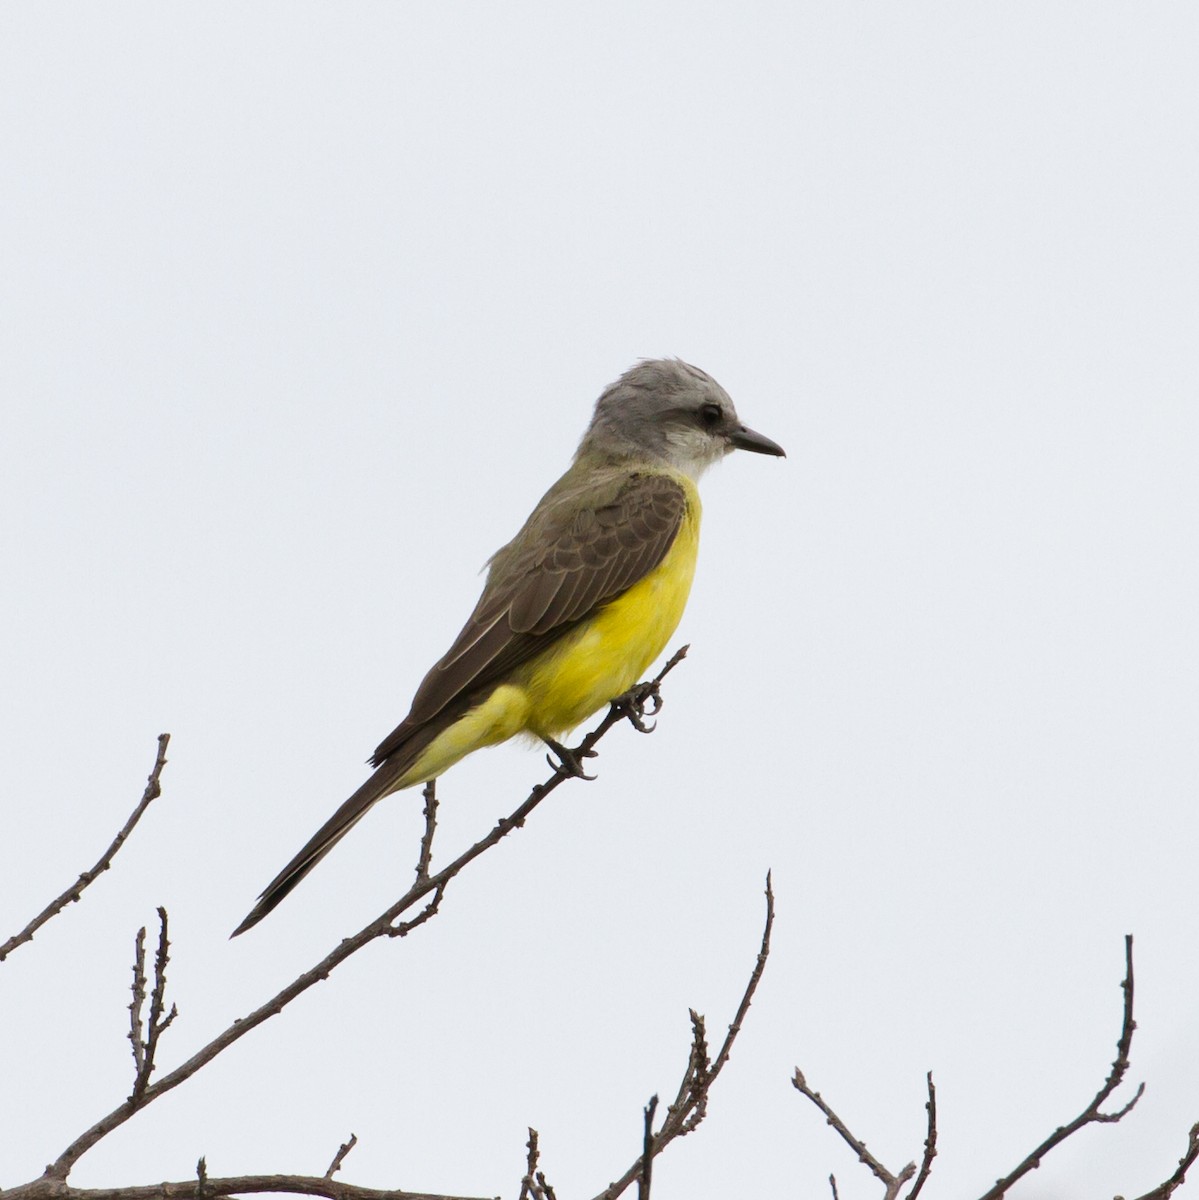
[369,471,687,767]
[531,563,595,634]
[509,567,564,633]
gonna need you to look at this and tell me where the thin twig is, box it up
[678,1011,710,1134]
[39,654,690,1183]
[324,1133,358,1179]
[710,869,772,1081]
[517,1128,557,1200]
[590,869,774,1200]
[144,909,178,1093]
[906,1073,937,1200]
[1131,1121,1199,1200]
[791,1068,915,1200]
[1,734,170,963]
[518,1128,539,1200]
[414,781,438,882]
[130,909,178,1100]
[977,935,1144,1200]
[127,925,148,1084]
[638,1095,659,1200]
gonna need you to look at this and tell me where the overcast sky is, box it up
[3,5,1198,1199]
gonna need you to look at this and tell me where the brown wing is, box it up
[369,471,687,766]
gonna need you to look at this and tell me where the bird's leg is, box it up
[542,737,598,781]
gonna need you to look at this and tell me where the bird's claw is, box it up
[612,681,662,733]
[543,738,598,781]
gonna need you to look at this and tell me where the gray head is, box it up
[577,359,785,478]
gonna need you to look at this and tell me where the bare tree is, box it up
[2,648,1196,1199]
[1,649,772,1200]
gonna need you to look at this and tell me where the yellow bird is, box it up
[233,359,784,935]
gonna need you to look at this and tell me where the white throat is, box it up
[661,428,730,481]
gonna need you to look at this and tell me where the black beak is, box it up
[729,424,786,457]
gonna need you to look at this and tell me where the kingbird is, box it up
[233,359,783,935]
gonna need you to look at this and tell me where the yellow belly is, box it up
[519,498,701,735]
[401,481,701,785]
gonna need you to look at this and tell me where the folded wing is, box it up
[371,470,686,764]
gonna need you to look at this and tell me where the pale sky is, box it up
[3,5,1198,1199]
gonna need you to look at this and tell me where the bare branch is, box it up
[1131,1121,1199,1200]
[39,654,691,1182]
[791,1067,916,1200]
[794,939,1193,1200]
[638,1095,659,1200]
[677,1011,709,1135]
[2,1176,497,1200]
[414,781,439,883]
[128,908,178,1101]
[590,870,774,1200]
[518,1128,557,1200]
[1,733,170,963]
[905,1073,937,1200]
[518,1128,538,1200]
[127,925,148,1084]
[976,934,1144,1200]
[145,909,178,1088]
[324,1133,358,1180]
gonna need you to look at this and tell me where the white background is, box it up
[3,5,1198,1199]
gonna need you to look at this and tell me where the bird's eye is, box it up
[699,402,723,428]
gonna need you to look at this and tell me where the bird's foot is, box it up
[543,737,598,781]
[611,679,663,734]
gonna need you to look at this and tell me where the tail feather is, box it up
[234,688,488,937]
[231,715,449,936]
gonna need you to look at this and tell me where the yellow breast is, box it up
[520,478,702,736]
[400,473,702,787]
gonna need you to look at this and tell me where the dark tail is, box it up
[232,756,414,938]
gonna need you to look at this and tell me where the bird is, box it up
[232,359,784,935]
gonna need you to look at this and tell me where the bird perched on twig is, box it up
[233,358,784,935]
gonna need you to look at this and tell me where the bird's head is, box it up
[578,358,785,478]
